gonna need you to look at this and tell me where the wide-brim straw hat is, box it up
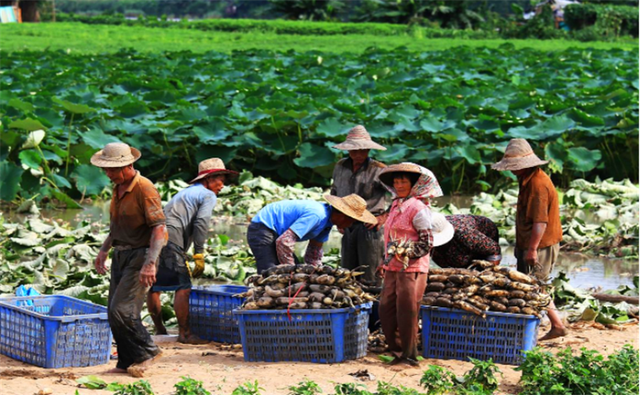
[491,138,548,171]
[431,212,455,247]
[190,158,239,184]
[332,125,387,151]
[324,193,377,225]
[90,142,141,168]
[378,162,423,188]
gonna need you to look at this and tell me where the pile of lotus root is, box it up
[422,262,551,318]
[238,264,376,310]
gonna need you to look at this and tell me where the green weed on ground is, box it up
[1,23,637,54]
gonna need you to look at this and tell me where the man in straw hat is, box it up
[146,158,238,345]
[247,194,377,273]
[331,125,388,285]
[91,142,168,377]
[492,138,568,341]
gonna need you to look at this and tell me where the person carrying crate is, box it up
[91,142,168,377]
[146,158,238,344]
[492,138,569,341]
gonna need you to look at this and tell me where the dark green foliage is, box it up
[1,46,637,204]
[354,0,484,30]
[112,380,154,395]
[564,3,639,38]
[419,365,455,395]
[460,358,501,394]
[288,379,323,395]
[268,0,344,21]
[232,381,264,395]
[174,376,211,395]
[516,345,640,395]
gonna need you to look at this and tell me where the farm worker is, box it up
[147,158,238,344]
[376,163,448,367]
[330,125,388,286]
[247,194,377,274]
[91,142,168,377]
[431,215,502,269]
[492,138,568,341]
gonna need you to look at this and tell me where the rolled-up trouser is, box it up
[109,247,160,370]
[341,222,385,286]
[515,243,560,282]
[379,271,428,360]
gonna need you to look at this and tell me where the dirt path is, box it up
[1,321,638,395]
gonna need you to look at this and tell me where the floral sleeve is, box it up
[275,229,298,265]
[304,243,324,266]
[409,208,433,259]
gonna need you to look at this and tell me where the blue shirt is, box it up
[164,183,217,253]
[252,200,333,243]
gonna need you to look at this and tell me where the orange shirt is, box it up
[515,168,563,250]
[109,172,165,249]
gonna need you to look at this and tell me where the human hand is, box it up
[524,248,538,268]
[192,253,205,277]
[139,262,156,287]
[375,265,386,279]
[94,249,109,275]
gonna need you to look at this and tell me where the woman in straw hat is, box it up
[247,194,376,274]
[91,142,168,377]
[376,163,446,367]
[147,158,238,345]
[492,138,567,341]
[331,125,388,286]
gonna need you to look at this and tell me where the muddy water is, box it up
[4,201,638,290]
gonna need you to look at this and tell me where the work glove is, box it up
[192,253,205,278]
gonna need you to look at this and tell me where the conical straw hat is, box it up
[332,125,386,151]
[324,193,377,225]
[190,158,239,184]
[431,212,455,247]
[90,142,141,168]
[492,139,548,171]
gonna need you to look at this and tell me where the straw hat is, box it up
[90,142,141,168]
[378,162,422,188]
[491,139,548,171]
[332,125,387,151]
[324,194,377,225]
[431,212,455,247]
[190,158,239,184]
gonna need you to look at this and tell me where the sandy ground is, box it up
[2,321,638,395]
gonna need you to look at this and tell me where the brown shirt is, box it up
[515,168,563,250]
[109,171,165,249]
[330,157,387,216]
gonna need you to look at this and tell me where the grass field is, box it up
[1,22,637,54]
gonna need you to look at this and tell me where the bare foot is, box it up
[127,352,163,378]
[178,334,210,345]
[539,327,569,341]
[155,327,168,335]
[105,367,127,374]
[403,357,420,368]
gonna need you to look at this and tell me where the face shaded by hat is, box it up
[90,142,141,168]
[324,193,377,225]
[378,162,443,200]
[491,138,548,172]
[190,158,239,184]
[332,125,387,151]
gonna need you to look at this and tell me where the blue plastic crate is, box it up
[0,295,111,368]
[189,285,247,344]
[234,302,371,364]
[421,306,539,365]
